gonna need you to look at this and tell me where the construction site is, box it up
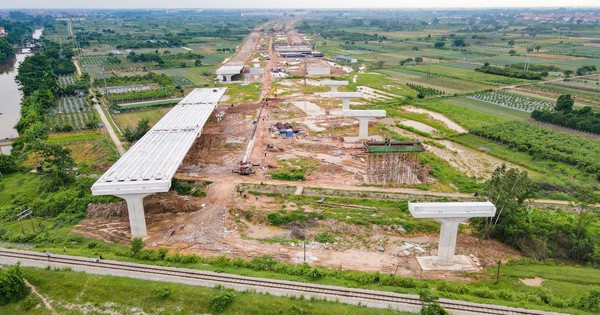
[79,20,520,280]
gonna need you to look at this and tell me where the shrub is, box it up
[211,288,235,313]
[130,238,144,256]
[578,288,600,312]
[153,286,171,299]
[421,302,450,315]
[314,232,336,244]
[0,264,30,305]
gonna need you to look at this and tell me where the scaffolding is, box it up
[364,140,428,185]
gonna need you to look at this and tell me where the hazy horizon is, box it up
[1,0,599,10]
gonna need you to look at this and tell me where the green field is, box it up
[443,96,532,121]
[0,267,406,315]
[113,107,172,130]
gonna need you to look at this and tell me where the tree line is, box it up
[475,65,548,80]
[531,94,600,135]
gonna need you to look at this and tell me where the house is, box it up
[334,56,358,64]
[0,27,7,37]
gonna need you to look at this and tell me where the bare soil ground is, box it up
[75,28,524,282]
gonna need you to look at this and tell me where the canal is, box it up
[0,28,43,154]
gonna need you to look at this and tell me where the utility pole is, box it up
[427,56,431,79]
[496,259,501,284]
[303,238,306,263]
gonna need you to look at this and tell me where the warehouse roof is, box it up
[91,88,227,196]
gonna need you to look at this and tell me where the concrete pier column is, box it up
[436,218,464,265]
[118,194,150,238]
[358,117,371,139]
[223,74,233,82]
[330,86,339,92]
[341,98,351,110]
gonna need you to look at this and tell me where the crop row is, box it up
[58,75,76,88]
[49,97,97,131]
[406,83,445,96]
[467,91,553,112]
[470,121,600,177]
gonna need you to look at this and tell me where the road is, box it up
[0,248,566,315]
[70,20,125,156]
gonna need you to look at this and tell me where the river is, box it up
[0,28,43,154]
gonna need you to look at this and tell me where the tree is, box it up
[535,45,541,52]
[374,60,385,69]
[555,94,574,112]
[0,264,30,306]
[0,38,15,65]
[419,289,449,315]
[433,41,445,49]
[38,143,76,188]
[452,38,466,47]
[508,39,515,46]
[0,154,19,175]
[480,164,536,239]
[131,238,144,256]
[563,70,574,77]
[194,59,202,66]
[509,49,517,56]
[432,17,440,25]
[123,118,151,142]
[414,57,423,64]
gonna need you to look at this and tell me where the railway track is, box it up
[0,248,565,315]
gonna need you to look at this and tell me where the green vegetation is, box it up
[532,95,600,134]
[475,65,548,80]
[270,158,318,181]
[122,118,150,142]
[470,121,600,180]
[0,38,15,65]
[406,83,445,98]
[0,265,29,306]
[0,267,406,315]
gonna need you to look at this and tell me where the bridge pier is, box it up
[117,194,150,238]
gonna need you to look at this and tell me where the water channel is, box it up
[0,28,43,154]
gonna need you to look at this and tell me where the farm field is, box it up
[380,67,492,93]
[113,107,172,130]
[49,96,98,131]
[443,96,531,121]
[466,91,554,112]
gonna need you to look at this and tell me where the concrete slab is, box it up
[416,255,476,271]
[344,135,384,143]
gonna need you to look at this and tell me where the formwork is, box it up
[364,141,428,185]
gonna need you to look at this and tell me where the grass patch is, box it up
[2,267,407,315]
[222,82,262,104]
[270,158,319,181]
[444,96,531,121]
[113,107,171,130]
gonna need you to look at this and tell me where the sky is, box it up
[1,0,598,9]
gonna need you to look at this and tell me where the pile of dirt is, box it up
[86,191,203,219]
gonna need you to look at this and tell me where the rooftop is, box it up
[91,88,227,196]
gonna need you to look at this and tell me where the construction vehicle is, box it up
[232,160,260,175]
